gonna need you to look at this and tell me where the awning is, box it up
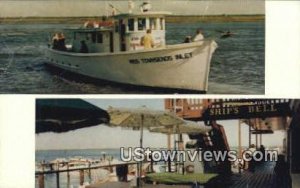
[36,99,109,133]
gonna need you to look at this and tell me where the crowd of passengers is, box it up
[51,28,205,53]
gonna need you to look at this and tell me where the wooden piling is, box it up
[67,163,70,184]
[56,172,60,188]
[88,162,91,180]
[38,174,44,188]
[79,170,84,185]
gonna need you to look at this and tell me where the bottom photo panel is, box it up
[35,99,299,188]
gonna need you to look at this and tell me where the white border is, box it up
[1,1,300,187]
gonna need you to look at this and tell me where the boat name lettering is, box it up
[129,52,193,64]
[141,56,173,63]
[175,52,193,60]
[129,56,172,64]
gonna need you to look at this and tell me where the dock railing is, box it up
[35,161,140,188]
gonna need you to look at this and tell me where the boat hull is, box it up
[45,40,217,92]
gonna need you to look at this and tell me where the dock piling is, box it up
[67,163,70,184]
[38,174,45,188]
[79,170,84,185]
[88,162,91,180]
[56,172,60,188]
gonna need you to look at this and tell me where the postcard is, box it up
[0,0,265,94]
[34,98,297,188]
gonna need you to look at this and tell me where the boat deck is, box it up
[86,161,292,188]
[206,161,292,188]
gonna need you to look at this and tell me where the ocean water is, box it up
[0,21,264,94]
[35,149,122,188]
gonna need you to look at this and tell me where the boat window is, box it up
[92,32,97,43]
[138,18,146,31]
[97,33,103,43]
[150,18,157,30]
[160,18,164,30]
[128,18,135,31]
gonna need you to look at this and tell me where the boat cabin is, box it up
[70,10,171,53]
[70,28,113,53]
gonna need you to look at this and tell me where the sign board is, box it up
[202,99,291,121]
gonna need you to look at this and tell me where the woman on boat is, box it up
[193,29,204,42]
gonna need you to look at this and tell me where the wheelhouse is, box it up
[112,12,170,51]
[68,11,171,54]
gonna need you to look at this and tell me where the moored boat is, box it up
[45,1,217,92]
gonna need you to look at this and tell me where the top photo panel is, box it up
[0,0,265,94]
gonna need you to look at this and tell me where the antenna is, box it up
[108,3,122,15]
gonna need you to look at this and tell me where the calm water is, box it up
[0,22,264,94]
[35,149,122,188]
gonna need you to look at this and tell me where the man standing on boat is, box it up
[193,29,204,42]
[141,29,154,49]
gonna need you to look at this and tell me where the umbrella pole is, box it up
[138,114,144,187]
[167,129,171,172]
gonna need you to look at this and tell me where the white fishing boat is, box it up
[45,1,217,92]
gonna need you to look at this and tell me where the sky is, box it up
[35,99,286,150]
[0,0,265,17]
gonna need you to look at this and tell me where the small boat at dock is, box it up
[45,1,217,92]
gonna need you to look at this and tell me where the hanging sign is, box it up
[202,99,291,121]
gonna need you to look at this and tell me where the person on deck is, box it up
[141,29,154,49]
[248,144,256,172]
[57,32,67,51]
[184,36,192,43]
[193,29,204,42]
[259,144,266,162]
[52,33,59,49]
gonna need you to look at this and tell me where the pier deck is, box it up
[206,161,292,188]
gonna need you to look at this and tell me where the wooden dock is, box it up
[206,161,292,188]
